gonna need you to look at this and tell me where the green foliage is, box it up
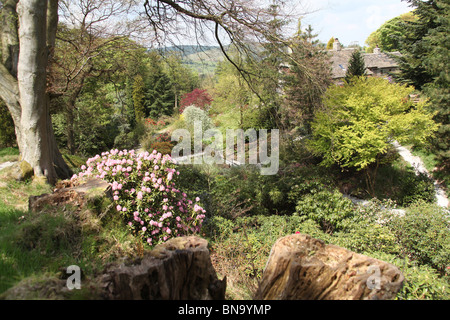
[387,202,450,274]
[308,77,439,171]
[145,54,175,119]
[344,50,366,83]
[368,252,450,300]
[326,37,335,50]
[182,105,214,135]
[0,101,16,148]
[365,12,417,53]
[284,33,332,133]
[395,0,450,171]
[294,189,357,234]
[132,75,146,121]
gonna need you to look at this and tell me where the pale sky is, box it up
[297,0,413,46]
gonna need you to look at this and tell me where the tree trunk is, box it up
[0,0,72,185]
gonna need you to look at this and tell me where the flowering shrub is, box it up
[72,149,206,246]
[145,118,166,128]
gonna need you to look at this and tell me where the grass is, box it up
[0,147,19,163]
[0,152,139,297]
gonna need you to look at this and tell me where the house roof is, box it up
[328,48,401,79]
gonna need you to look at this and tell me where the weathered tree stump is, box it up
[255,233,404,300]
[100,236,227,300]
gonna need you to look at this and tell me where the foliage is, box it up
[182,105,215,135]
[284,31,332,133]
[326,37,335,50]
[294,189,357,234]
[73,149,206,246]
[132,75,146,121]
[308,77,439,172]
[145,52,175,119]
[163,52,200,113]
[365,12,417,53]
[387,201,450,274]
[0,101,16,148]
[395,0,450,171]
[369,252,450,300]
[344,50,366,83]
[180,89,213,114]
[210,55,260,131]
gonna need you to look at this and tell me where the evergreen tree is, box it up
[145,69,174,119]
[132,75,146,121]
[396,0,449,170]
[345,50,367,83]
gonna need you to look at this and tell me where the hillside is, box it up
[161,45,225,76]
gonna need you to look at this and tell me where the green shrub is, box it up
[294,189,356,234]
[333,222,400,255]
[182,105,214,134]
[368,252,450,300]
[387,201,450,274]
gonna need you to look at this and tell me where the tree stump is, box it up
[255,233,404,300]
[101,236,227,300]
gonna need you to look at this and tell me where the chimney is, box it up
[374,45,381,54]
[333,38,342,51]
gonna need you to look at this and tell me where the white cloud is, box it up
[298,0,412,45]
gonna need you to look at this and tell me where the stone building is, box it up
[329,38,401,82]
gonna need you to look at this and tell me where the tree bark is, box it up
[0,0,71,184]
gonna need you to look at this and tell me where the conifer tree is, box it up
[396,0,449,170]
[132,75,146,121]
[345,50,366,83]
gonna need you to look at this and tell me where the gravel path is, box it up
[392,141,449,208]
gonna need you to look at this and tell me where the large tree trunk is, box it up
[0,0,71,185]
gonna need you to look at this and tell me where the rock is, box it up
[100,236,226,300]
[255,233,404,300]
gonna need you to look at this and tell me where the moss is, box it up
[19,160,33,181]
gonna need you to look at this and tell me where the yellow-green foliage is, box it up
[308,77,439,170]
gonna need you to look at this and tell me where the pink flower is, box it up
[137,191,143,200]
[195,197,200,202]
[116,205,122,211]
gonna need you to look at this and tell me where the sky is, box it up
[297,0,413,46]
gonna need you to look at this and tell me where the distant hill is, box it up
[159,45,226,76]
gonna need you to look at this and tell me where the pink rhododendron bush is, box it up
[72,149,206,246]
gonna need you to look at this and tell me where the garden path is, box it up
[392,141,449,208]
